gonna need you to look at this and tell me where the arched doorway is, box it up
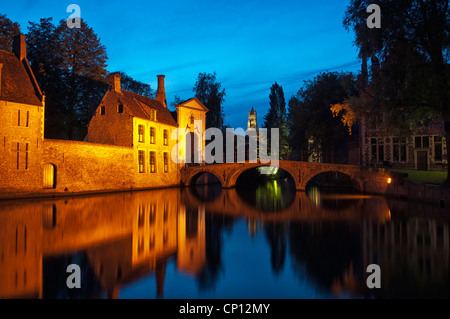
[43,164,56,189]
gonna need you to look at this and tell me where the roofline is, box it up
[175,97,209,112]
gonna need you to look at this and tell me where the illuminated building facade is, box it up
[0,35,208,194]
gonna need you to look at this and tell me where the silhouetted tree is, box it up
[0,14,20,51]
[263,82,289,159]
[288,72,357,160]
[27,18,108,140]
[116,71,154,98]
[193,72,226,129]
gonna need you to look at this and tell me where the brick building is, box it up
[0,35,208,195]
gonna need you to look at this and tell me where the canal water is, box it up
[1,178,450,299]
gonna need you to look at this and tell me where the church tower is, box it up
[248,107,257,130]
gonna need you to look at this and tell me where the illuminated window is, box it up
[163,129,168,146]
[100,106,105,115]
[138,125,144,143]
[117,104,123,113]
[150,127,155,144]
[138,150,145,173]
[164,152,168,173]
[393,137,407,162]
[150,151,156,173]
[150,109,156,121]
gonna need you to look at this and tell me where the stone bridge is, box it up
[181,161,402,194]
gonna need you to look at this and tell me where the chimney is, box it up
[156,75,167,107]
[13,34,26,61]
[109,73,121,93]
[0,63,2,96]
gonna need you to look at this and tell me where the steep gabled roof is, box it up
[0,50,43,106]
[102,89,178,127]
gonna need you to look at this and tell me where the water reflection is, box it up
[0,181,449,299]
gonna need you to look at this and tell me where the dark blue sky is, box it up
[3,0,361,129]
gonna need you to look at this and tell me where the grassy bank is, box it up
[388,169,446,185]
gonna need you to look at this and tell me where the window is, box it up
[13,110,29,127]
[150,109,156,121]
[163,129,168,146]
[13,143,28,170]
[138,150,145,173]
[415,136,430,148]
[371,138,384,163]
[117,104,123,113]
[434,136,444,161]
[100,106,105,115]
[164,152,169,173]
[138,125,144,143]
[190,115,194,125]
[393,137,407,162]
[150,151,156,173]
[150,127,155,144]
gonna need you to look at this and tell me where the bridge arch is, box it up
[226,164,298,189]
[185,169,224,188]
[304,170,363,192]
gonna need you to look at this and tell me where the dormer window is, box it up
[100,106,105,115]
[150,109,156,121]
[117,104,123,113]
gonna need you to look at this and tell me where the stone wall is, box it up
[0,100,45,192]
[43,139,135,193]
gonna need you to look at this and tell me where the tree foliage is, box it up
[116,71,154,98]
[193,72,226,129]
[0,14,20,51]
[263,82,289,159]
[288,72,358,157]
[344,0,450,180]
[27,18,109,140]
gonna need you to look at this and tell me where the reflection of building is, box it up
[0,35,208,194]
[0,204,43,298]
[177,206,206,275]
[0,189,206,299]
[360,217,450,295]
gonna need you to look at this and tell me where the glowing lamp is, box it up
[387,178,392,184]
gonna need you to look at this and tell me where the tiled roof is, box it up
[0,50,43,106]
[104,89,178,127]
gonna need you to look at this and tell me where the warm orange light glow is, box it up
[387,178,392,184]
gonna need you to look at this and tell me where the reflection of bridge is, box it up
[181,161,398,193]
[183,189,391,223]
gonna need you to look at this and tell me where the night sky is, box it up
[3,0,360,129]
